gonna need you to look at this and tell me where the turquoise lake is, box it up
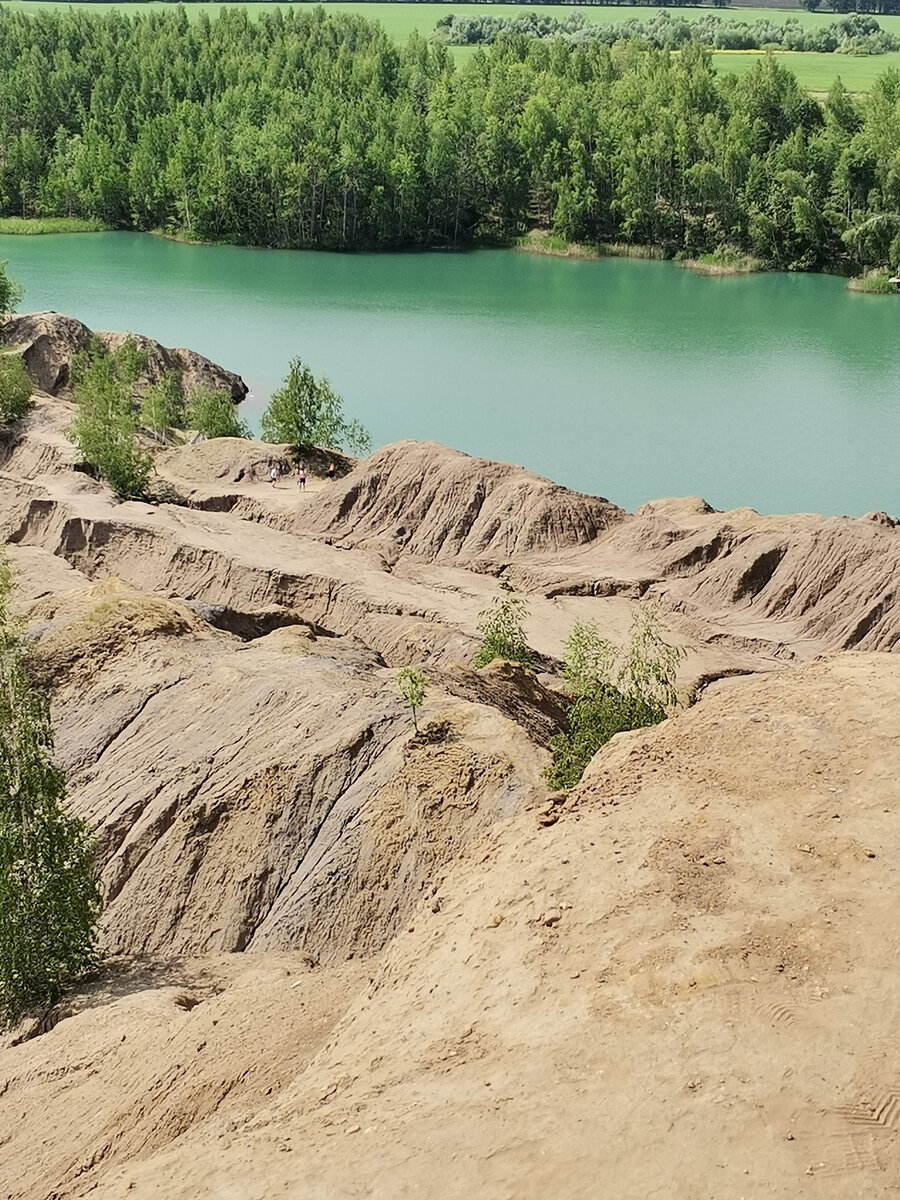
[1,231,898,517]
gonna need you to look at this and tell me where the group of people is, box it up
[266,460,336,488]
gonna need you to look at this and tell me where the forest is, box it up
[434,10,900,53]
[1,5,900,270]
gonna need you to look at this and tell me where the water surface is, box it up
[2,231,898,517]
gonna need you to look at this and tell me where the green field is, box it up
[449,41,900,85]
[8,1,900,36]
[5,2,900,89]
[711,47,900,88]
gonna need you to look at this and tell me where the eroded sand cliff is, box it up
[1,321,899,1199]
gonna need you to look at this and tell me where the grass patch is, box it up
[710,48,900,91]
[598,241,669,260]
[150,227,219,247]
[513,231,600,260]
[0,216,107,235]
[513,231,673,261]
[679,248,763,276]
[847,268,898,294]
[27,583,199,687]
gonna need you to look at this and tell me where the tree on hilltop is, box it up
[184,384,249,440]
[67,337,153,498]
[261,358,371,457]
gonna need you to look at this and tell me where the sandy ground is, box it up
[2,396,900,1198]
[1,653,898,1199]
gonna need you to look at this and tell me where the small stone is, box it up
[490,913,504,927]
[542,908,562,927]
[796,844,813,854]
[346,1125,361,1135]
[864,848,877,859]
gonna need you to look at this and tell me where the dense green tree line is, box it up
[809,0,900,13]
[435,10,900,53]
[2,6,900,269]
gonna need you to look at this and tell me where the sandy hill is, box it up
[3,653,898,1200]
[0,322,899,1199]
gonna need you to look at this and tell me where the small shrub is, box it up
[472,596,533,670]
[546,608,685,789]
[397,666,426,733]
[0,355,33,425]
[0,260,23,315]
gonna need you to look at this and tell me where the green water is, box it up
[2,231,898,518]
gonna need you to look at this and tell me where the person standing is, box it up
[327,461,336,482]
[297,464,307,491]
[269,463,279,487]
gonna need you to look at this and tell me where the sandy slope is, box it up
[2,653,898,1199]
[1,362,899,1199]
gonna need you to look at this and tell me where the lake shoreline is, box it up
[2,225,899,522]
[511,230,818,279]
[0,219,882,288]
[511,233,668,263]
[0,217,107,236]
[677,254,763,277]
[846,267,899,295]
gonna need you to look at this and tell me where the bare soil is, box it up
[1,365,899,1199]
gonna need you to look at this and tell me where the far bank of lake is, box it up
[2,231,898,519]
